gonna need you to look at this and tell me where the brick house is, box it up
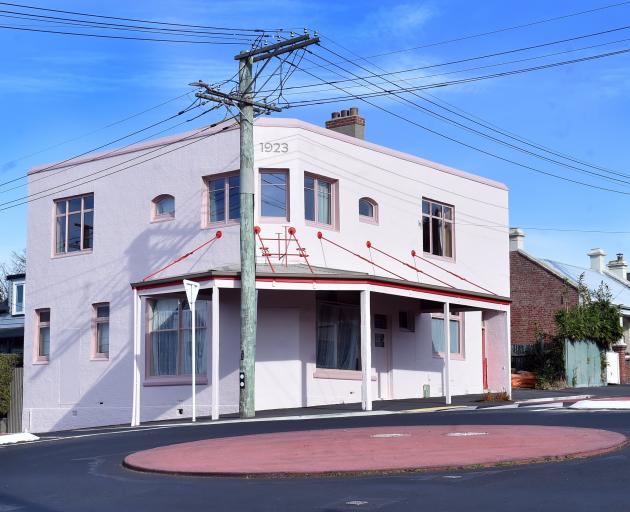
[510,228,630,383]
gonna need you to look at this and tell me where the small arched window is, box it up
[152,194,175,221]
[359,197,378,223]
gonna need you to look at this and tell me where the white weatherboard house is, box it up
[23,109,511,433]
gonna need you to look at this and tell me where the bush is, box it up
[0,354,22,417]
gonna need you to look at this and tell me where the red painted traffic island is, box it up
[123,425,626,477]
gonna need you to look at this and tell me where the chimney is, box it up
[509,227,525,252]
[325,106,365,139]
[587,248,607,272]
[607,253,628,280]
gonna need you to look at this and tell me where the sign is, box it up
[183,279,200,305]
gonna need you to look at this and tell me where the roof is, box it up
[515,249,630,309]
[28,117,507,191]
[130,263,510,306]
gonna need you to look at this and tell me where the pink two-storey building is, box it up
[23,109,511,432]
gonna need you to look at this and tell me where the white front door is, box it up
[372,314,391,400]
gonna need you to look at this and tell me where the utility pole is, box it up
[192,33,319,418]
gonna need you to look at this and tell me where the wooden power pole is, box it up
[192,33,319,418]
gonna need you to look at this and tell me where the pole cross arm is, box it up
[252,37,320,62]
[195,91,281,112]
[234,34,310,60]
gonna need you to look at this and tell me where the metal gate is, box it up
[7,367,23,433]
[564,340,603,388]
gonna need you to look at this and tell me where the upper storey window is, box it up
[422,198,453,259]
[260,170,288,220]
[208,174,240,225]
[359,197,377,224]
[304,174,336,227]
[55,193,94,255]
[152,194,175,221]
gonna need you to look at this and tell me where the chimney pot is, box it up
[324,105,366,140]
[509,227,525,252]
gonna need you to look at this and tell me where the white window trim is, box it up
[359,197,378,225]
[304,173,338,230]
[259,169,290,222]
[151,194,175,223]
[92,302,110,360]
[204,172,240,228]
[422,197,455,261]
[431,312,465,360]
[35,308,50,363]
[53,193,94,256]
[11,280,25,316]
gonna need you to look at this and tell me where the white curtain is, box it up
[151,299,178,376]
[181,301,208,375]
[317,302,360,370]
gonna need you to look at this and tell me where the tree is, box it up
[0,249,26,302]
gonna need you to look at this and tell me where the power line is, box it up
[0,116,240,212]
[0,2,287,33]
[285,48,630,197]
[280,24,630,92]
[313,44,630,187]
[316,34,630,183]
[297,1,630,72]
[287,46,630,107]
[0,96,204,192]
[0,90,199,186]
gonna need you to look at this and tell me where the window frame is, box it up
[204,172,240,227]
[151,194,175,222]
[421,197,455,261]
[92,302,110,360]
[431,312,464,360]
[358,197,378,224]
[11,280,25,316]
[315,300,361,372]
[35,308,50,363]
[259,169,290,222]
[304,172,338,230]
[144,298,209,385]
[53,193,94,256]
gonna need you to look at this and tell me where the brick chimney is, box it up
[607,253,628,280]
[587,248,607,272]
[325,107,365,139]
[509,228,525,252]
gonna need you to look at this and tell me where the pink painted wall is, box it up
[23,118,509,432]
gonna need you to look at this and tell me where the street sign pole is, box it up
[183,279,200,422]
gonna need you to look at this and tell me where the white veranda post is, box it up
[211,285,220,420]
[443,302,452,405]
[361,289,372,411]
[183,280,201,422]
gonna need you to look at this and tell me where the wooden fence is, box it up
[7,366,23,433]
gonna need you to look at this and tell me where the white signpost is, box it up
[183,279,200,422]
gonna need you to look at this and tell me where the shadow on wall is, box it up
[39,214,237,432]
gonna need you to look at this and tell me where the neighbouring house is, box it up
[22,109,511,433]
[0,273,25,354]
[510,228,629,384]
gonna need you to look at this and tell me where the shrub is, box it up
[0,354,22,417]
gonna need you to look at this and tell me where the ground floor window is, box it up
[316,301,361,370]
[147,298,208,377]
[431,313,463,357]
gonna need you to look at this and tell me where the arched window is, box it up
[152,194,175,221]
[359,197,377,223]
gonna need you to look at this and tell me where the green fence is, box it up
[564,339,603,388]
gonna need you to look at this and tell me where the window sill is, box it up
[422,251,455,263]
[313,368,377,381]
[259,216,290,224]
[90,355,109,361]
[150,215,175,224]
[359,216,378,225]
[52,249,93,260]
[306,220,337,231]
[144,376,209,387]
[432,352,465,361]
[33,358,49,365]
[203,220,239,230]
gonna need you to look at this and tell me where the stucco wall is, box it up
[23,119,509,432]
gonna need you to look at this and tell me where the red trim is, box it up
[134,274,509,305]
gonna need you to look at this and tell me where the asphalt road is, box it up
[2,407,630,512]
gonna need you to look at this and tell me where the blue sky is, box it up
[1,0,629,269]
